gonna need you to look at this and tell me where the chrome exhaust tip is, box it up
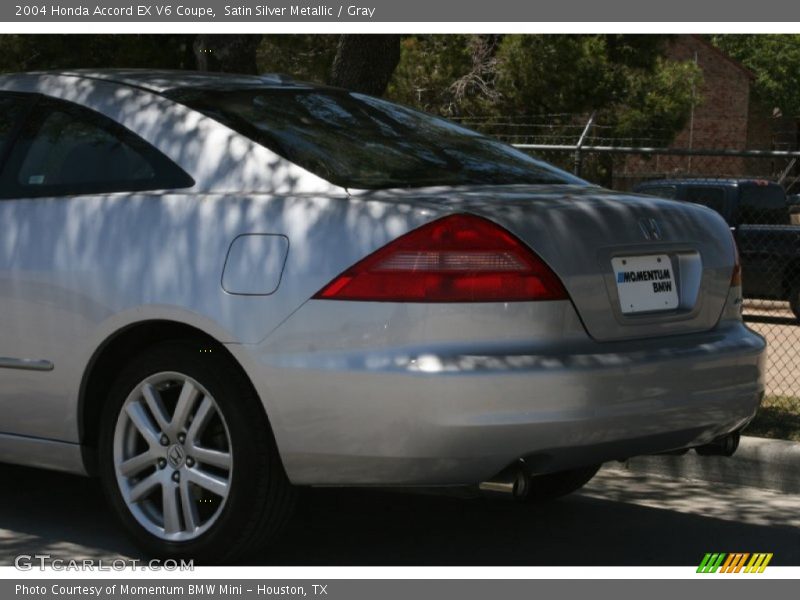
[478,462,529,499]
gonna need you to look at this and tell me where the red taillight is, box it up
[313,214,569,302]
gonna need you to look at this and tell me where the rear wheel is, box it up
[520,464,601,503]
[98,340,295,563]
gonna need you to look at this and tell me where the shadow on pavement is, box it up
[744,314,798,327]
[260,484,800,566]
[0,463,798,566]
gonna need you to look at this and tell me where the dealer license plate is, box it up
[612,254,679,314]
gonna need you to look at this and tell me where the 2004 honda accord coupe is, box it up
[0,70,765,561]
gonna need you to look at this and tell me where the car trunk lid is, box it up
[364,185,736,342]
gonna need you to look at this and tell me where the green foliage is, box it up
[613,58,702,146]
[745,396,800,442]
[389,34,701,147]
[494,35,620,114]
[712,35,800,117]
[0,34,341,86]
[0,34,701,149]
[0,34,339,83]
[387,35,476,115]
[0,35,195,72]
[256,35,339,84]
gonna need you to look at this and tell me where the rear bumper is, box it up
[236,310,766,486]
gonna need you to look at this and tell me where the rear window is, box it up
[738,183,788,225]
[684,186,728,218]
[166,87,583,190]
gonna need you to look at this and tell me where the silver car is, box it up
[0,70,765,561]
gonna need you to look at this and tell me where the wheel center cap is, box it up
[167,444,186,469]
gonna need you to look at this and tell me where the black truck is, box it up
[633,179,800,321]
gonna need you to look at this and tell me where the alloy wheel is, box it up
[112,372,233,541]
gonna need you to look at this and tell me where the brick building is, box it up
[616,35,799,190]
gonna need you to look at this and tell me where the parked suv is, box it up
[634,179,800,320]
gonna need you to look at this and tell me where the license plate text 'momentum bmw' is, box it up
[613,254,680,314]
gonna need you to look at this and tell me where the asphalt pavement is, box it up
[1,463,798,566]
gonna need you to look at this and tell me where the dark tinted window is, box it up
[738,182,788,225]
[167,87,583,190]
[0,97,193,198]
[0,94,29,161]
[684,186,728,218]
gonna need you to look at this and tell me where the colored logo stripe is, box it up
[720,553,749,573]
[697,553,773,573]
[745,553,773,573]
[697,553,726,573]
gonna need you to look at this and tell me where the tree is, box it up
[389,35,466,111]
[0,34,196,72]
[256,35,339,83]
[193,34,262,73]
[0,34,403,96]
[329,35,401,95]
[0,34,699,140]
[389,35,701,146]
[712,35,800,117]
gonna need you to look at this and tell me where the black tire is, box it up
[98,339,295,563]
[520,464,601,503]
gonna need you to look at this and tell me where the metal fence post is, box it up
[574,112,596,177]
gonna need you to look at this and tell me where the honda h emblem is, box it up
[639,218,662,241]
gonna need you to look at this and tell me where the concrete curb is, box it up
[603,436,800,494]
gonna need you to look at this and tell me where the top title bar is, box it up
[4,0,800,22]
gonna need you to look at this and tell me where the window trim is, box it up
[0,94,194,200]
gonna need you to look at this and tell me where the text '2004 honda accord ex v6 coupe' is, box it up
[0,70,765,561]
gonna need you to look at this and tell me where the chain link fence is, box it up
[475,114,800,440]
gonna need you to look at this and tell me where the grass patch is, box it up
[744,395,800,442]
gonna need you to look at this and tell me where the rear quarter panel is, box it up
[0,192,436,443]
